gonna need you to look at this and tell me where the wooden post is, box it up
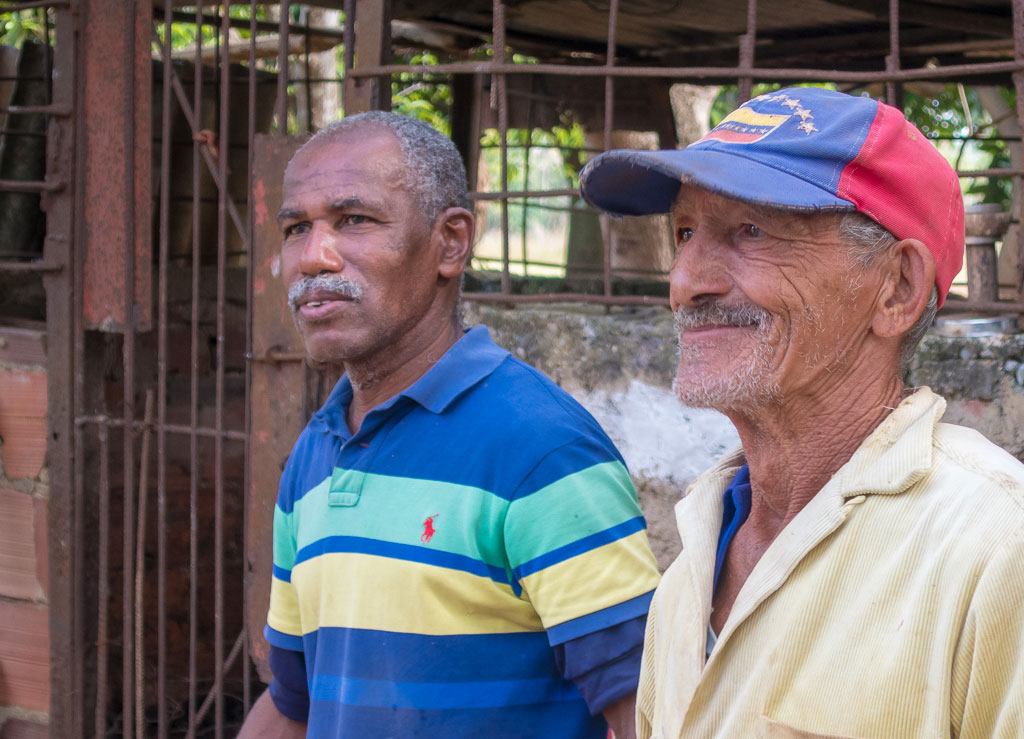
[343,0,392,114]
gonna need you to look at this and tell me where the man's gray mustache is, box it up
[287,274,363,311]
[674,302,771,332]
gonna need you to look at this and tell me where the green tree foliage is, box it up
[1,9,47,47]
[902,84,1012,208]
[391,50,452,134]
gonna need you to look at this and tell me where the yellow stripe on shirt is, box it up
[519,530,660,629]
[291,552,545,636]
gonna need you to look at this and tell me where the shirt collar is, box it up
[828,386,945,499]
[311,325,509,436]
[688,386,947,504]
[400,325,509,413]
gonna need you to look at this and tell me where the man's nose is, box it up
[299,222,343,275]
[669,232,731,311]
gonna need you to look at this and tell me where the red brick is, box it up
[0,367,47,480]
[32,498,46,599]
[0,600,49,712]
[0,325,45,367]
[0,718,48,739]
[0,487,43,601]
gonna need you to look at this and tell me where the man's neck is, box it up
[728,358,904,534]
[343,320,462,434]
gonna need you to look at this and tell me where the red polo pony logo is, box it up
[421,514,439,543]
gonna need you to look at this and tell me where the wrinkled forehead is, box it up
[670,183,843,236]
[284,126,408,185]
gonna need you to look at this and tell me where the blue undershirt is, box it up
[713,464,752,593]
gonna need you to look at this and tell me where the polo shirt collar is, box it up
[400,325,509,413]
[311,325,509,436]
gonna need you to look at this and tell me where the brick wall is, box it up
[0,324,50,734]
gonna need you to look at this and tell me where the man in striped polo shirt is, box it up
[238,111,661,738]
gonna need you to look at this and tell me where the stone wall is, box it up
[466,304,1024,570]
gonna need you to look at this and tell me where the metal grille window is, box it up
[0,1,1021,737]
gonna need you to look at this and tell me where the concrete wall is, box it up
[0,325,50,737]
[466,304,1024,569]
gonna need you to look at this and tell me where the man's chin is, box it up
[672,373,781,411]
[304,355,344,374]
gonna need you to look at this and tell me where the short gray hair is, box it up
[838,211,938,373]
[298,111,469,225]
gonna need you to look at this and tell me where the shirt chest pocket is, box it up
[756,716,864,739]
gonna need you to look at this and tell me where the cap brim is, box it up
[580,148,855,217]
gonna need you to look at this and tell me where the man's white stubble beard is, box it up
[672,303,781,411]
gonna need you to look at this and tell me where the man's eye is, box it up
[676,227,694,244]
[344,214,371,226]
[283,223,309,237]
[742,223,764,238]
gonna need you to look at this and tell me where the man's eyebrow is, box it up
[277,206,304,224]
[329,195,366,209]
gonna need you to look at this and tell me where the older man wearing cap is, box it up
[581,86,1024,738]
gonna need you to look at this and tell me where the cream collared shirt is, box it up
[638,388,1024,739]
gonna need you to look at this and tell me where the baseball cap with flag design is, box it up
[579,86,965,305]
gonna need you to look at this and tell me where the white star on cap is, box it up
[797,120,818,134]
[795,107,813,121]
[782,98,801,109]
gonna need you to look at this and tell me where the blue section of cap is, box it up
[580,87,879,216]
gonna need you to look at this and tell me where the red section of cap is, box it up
[836,102,964,306]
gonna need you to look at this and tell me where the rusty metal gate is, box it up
[0,0,1023,737]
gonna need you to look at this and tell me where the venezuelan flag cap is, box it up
[579,86,965,305]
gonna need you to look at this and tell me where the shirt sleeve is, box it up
[268,644,310,722]
[553,614,647,715]
[264,451,305,651]
[952,529,1024,737]
[503,434,661,643]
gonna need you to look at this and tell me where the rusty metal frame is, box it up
[341,0,1024,312]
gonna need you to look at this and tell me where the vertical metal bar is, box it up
[157,1,173,735]
[47,5,82,736]
[1013,0,1024,302]
[96,422,111,739]
[737,0,756,103]
[343,0,355,77]
[41,5,52,87]
[244,0,258,714]
[343,0,355,113]
[304,7,313,131]
[520,87,533,274]
[134,391,155,739]
[493,0,510,296]
[603,0,619,300]
[121,0,138,734]
[277,2,290,131]
[188,1,204,733]
[215,4,231,735]
[886,0,901,107]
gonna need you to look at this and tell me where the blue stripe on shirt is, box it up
[310,674,582,709]
[546,590,654,645]
[512,516,647,580]
[293,535,511,585]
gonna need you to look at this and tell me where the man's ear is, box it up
[872,238,935,339]
[434,207,475,279]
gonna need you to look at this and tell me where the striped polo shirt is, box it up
[265,326,661,737]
